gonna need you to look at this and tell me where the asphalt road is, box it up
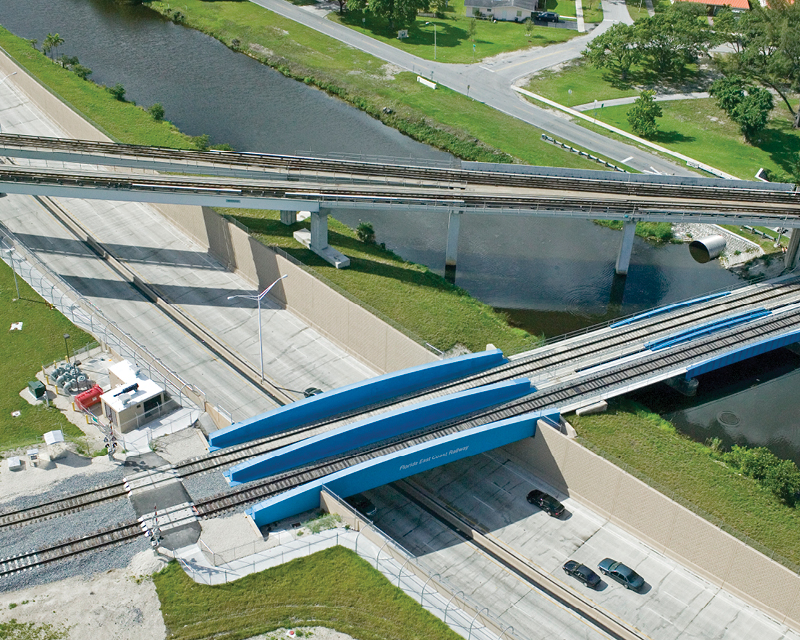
[250,0,694,176]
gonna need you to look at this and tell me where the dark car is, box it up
[345,493,377,518]
[537,11,559,21]
[597,558,645,591]
[563,560,602,589]
[303,387,324,398]
[526,489,565,517]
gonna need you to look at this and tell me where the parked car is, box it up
[563,560,601,588]
[537,11,559,21]
[345,493,377,518]
[597,558,645,591]
[303,387,324,398]
[526,489,565,517]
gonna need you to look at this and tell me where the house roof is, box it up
[464,0,538,9]
[676,0,750,9]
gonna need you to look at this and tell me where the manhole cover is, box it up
[717,411,741,427]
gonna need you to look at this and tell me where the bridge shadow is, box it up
[59,274,281,309]
[13,232,228,271]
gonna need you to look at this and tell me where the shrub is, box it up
[148,103,165,121]
[724,445,800,505]
[107,83,126,101]
[356,221,376,244]
[192,134,211,151]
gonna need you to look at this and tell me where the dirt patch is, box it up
[249,43,275,58]
[0,551,168,640]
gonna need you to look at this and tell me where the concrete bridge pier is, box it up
[615,220,637,276]
[291,208,350,268]
[785,228,800,269]
[445,210,462,283]
[279,210,297,225]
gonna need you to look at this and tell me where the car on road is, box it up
[345,493,377,518]
[563,560,601,588]
[597,558,645,591]
[526,489,565,517]
[303,387,324,398]
[537,11,559,21]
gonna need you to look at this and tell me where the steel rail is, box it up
[0,133,796,206]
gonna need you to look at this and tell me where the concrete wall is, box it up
[503,426,800,631]
[0,46,435,375]
[164,206,437,375]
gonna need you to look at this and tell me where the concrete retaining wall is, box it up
[503,426,800,631]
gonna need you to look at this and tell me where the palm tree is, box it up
[42,33,65,60]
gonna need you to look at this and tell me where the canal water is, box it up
[0,0,743,338]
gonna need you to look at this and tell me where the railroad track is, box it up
[0,521,143,578]
[7,307,799,578]
[6,277,800,531]
[1,165,797,222]
[0,133,797,206]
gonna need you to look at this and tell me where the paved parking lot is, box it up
[368,450,800,640]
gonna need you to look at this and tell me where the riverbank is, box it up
[142,0,618,169]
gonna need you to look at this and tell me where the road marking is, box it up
[622,156,634,163]
[479,66,495,72]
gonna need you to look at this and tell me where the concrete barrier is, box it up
[224,377,532,484]
[209,348,507,451]
[503,426,800,632]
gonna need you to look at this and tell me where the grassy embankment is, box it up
[329,0,578,64]
[221,209,534,353]
[0,260,93,451]
[525,60,800,182]
[154,546,464,640]
[571,399,800,566]
[0,25,540,353]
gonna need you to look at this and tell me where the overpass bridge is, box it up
[196,275,800,527]
[0,133,798,275]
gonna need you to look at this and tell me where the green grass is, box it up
[624,0,671,20]
[328,0,578,64]
[719,224,787,253]
[154,546,466,640]
[0,27,196,148]
[220,209,538,354]
[0,260,93,452]
[594,220,673,243]
[570,399,800,567]
[579,0,605,24]
[577,97,800,181]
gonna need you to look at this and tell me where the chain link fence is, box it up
[0,226,230,425]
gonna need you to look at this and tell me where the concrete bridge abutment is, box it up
[291,207,350,268]
[785,228,800,270]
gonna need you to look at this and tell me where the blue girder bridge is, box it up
[206,276,800,527]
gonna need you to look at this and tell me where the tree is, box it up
[42,33,65,60]
[28,39,38,50]
[347,0,429,28]
[148,103,165,121]
[582,23,640,82]
[71,64,92,80]
[468,17,477,40]
[710,75,774,142]
[107,83,126,101]
[356,221,376,243]
[715,2,800,128]
[193,134,211,151]
[634,4,711,77]
[335,0,347,14]
[626,90,662,138]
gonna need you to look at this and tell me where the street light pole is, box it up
[4,248,20,300]
[227,274,288,382]
[63,333,71,364]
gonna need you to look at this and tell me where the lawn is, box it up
[328,0,578,64]
[154,546,465,640]
[0,27,196,148]
[218,208,538,354]
[0,260,93,452]
[570,399,800,567]
[577,97,800,181]
[624,0,671,20]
